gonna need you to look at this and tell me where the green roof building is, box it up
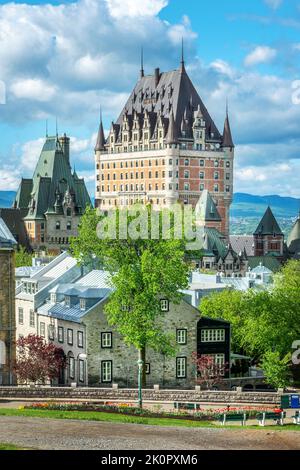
[14,134,91,252]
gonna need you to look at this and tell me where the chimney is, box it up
[58,133,70,166]
[154,68,160,88]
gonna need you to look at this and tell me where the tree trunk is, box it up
[138,347,146,388]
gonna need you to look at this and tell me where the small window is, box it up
[177,329,187,345]
[48,325,55,341]
[184,170,189,179]
[58,326,64,343]
[79,359,85,383]
[214,184,219,192]
[184,159,189,166]
[199,183,205,191]
[184,183,189,191]
[67,221,72,230]
[65,296,71,307]
[214,160,219,167]
[55,221,60,230]
[40,322,45,337]
[160,299,169,312]
[78,331,84,348]
[199,171,204,179]
[50,293,56,304]
[200,159,204,167]
[176,357,187,378]
[79,299,86,311]
[29,310,35,327]
[145,363,150,375]
[101,360,112,383]
[214,171,219,180]
[201,329,225,342]
[69,356,75,379]
[101,332,112,348]
[226,161,230,168]
[18,308,24,325]
[67,329,73,345]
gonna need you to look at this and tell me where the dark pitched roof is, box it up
[222,113,234,148]
[115,66,222,142]
[287,214,300,254]
[195,190,221,222]
[0,217,17,248]
[230,235,255,256]
[95,119,105,151]
[166,110,178,144]
[14,135,91,221]
[0,208,31,251]
[253,207,283,235]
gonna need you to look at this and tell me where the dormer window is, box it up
[80,299,86,311]
[50,293,57,304]
[65,296,71,308]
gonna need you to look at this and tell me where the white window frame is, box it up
[101,361,112,383]
[101,332,112,348]
[160,299,169,312]
[201,329,225,343]
[18,308,24,325]
[176,357,187,379]
[40,322,45,337]
[177,329,187,345]
[79,299,86,311]
[29,309,35,327]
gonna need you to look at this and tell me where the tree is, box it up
[15,247,33,268]
[261,351,291,390]
[71,205,191,386]
[192,353,228,390]
[15,334,66,384]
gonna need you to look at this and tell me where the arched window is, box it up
[66,208,71,217]
[0,340,6,365]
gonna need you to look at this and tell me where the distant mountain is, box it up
[231,193,300,219]
[0,191,16,208]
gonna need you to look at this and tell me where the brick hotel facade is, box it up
[94,55,234,237]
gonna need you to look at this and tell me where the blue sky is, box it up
[0,0,300,197]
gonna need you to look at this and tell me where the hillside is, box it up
[231,193,300,218]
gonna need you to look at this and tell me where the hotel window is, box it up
[67,221,71,230]
[113,173,116,180]
[200,159,204,167]
[67,328,73,345]
[130,184,133,191]
[101,361,112,383]
[79,360,85,383]
[58,326,64,343]
[214,160,219,167]
[149,171,152,178]
[226,173,230,180]
[199,171,204,179]
[214,171,219,180]
[184,159,189,166]
[40,322,45,337]
[169,184,173,190]
[141,161,144,167]
[101,185,104,191]
[214,184,219,192]
[80,299,86,311]
[136,172,139,179]
[160,299,169,312]
[113,185,116,191]
[18,308,24,325]
[101,332,112,348]
[101,174,104,180]
[155,171,158,178]
[155,159,158,166]
[113,163,116,169]
[149,184,152,190]
[201,329,225,342]
[200,183,205,191]
[169,171,173,177]
[169,159,172,165]
[125,184,128,191]
[184,170,189,179]
[226,185,230,193]
[78,331,84,348]
[125,173,128,179]
[29,309,35,327]
[226,161,230,168]
[48,325,55,341]
[177,329,187,345]
[141,172,144,179]
[69,356,75,379]
[120,162,123,168]
[184,183,190,191]
[101,163,104,169]
[130,172,133,179]
[55,221,60,230]
[176,357,187,378]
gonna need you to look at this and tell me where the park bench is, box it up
[174,402,201,411]
[256,411,286,426]
[219,413,248,426]
[292,410,300,425]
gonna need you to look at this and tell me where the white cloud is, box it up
[244,46,277,67]
[20,138,45,171]
[264,0,282,10]
[10,79,57,102]
[0,166,21,191]
[105,0,168,18]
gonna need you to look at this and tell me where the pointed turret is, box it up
[222,106,234,148]
[287,213,300,256]
[179,38,186,74]
[195,190,222,223]
[95,113,106,152]
[254,206,283,236]
[166,110,178,144]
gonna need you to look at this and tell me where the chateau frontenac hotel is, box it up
[94,54,234,237]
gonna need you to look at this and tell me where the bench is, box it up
[219,413,248,426]
[174,402,201,411]
[256,411,286,426]
[292,410,300,425]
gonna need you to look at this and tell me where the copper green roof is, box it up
[14,135,91,220]
[195,190,221,222]
[254,206,283,235]
[248,256,281,272]
[199,226,228,258]
[287,215,300,254]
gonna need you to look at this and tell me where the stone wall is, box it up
[0,249,16,385]
[0,386,280,404]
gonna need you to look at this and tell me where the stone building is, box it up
[0,218,17,385]
[95,54,234,237]
[13,134,91,253]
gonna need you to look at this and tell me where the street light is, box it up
[137,358,143,408]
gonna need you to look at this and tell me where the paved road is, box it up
[0,416,300,450]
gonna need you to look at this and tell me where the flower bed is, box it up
[22,402,283,421]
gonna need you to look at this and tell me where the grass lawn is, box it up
[0,443,27,450]
[0,408,300,431]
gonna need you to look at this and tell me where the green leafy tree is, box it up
[71,205,191,385]
[15,247,33,268]
[261,351,291,390]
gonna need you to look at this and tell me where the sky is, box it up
[0,0,300,197]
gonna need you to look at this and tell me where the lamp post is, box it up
[137,358,143,408]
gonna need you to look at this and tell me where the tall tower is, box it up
[0,218,17,385]
[94,55,235,238]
